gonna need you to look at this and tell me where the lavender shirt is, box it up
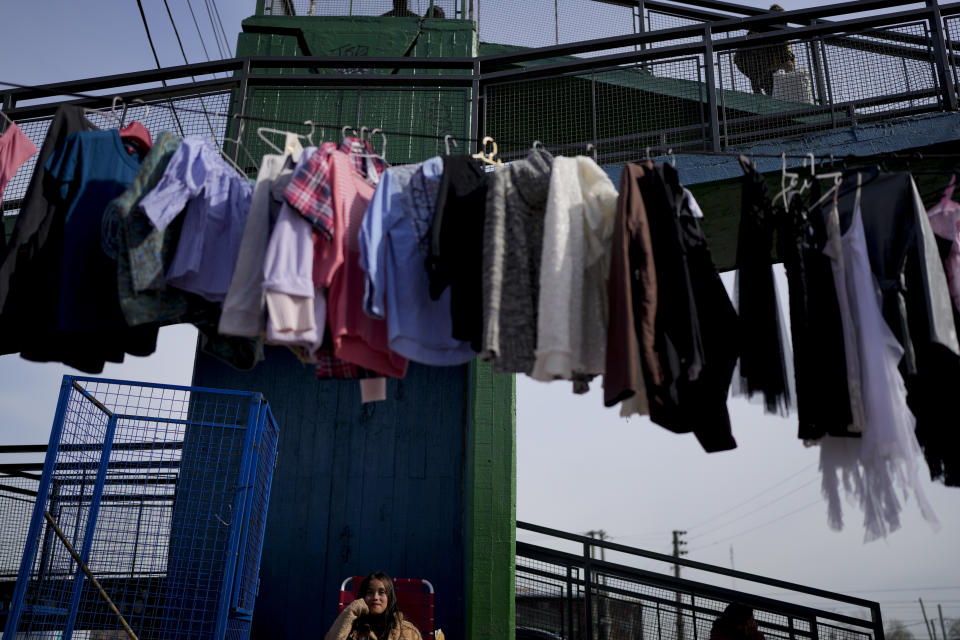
[139,136,253,302]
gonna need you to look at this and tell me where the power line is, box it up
[688,478,819,541]
[688,499,822,552]
[208,0,233,57]
[160,0,218,139]
[202,0,228,59]
[133,0,185,136]
[686,462,816,532]
[186,0,214,63]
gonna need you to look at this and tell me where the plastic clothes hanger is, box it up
[119,98,153,152]
[210,136,247,176]
[444,134,458,155]
[666,148,676,167]
[258,126,311,155]
[586,143,598,162]
[222,134,259,170]
[83,96,123,127]
[471,136,502,166]
[355,128,388,164]
[774,152,801,209]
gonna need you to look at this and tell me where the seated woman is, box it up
[325,572,423,640]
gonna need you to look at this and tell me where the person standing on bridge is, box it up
[734,4,797,96]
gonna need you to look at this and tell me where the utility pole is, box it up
[920,599,935,640]
[673,530,688,640]
[938,604,947,640]
[586,530,609,640]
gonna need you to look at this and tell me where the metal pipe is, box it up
[926,0,959,109]
[703,25,721,151]
[44,511,140,640]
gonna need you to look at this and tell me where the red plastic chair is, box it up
[339,576,435,639]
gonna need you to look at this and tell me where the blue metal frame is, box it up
[61,412,120,640]
[213,396,264,639]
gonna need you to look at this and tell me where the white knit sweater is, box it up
[532,156,618,382]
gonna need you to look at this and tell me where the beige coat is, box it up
[325,599,423,640]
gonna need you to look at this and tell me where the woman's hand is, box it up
[347,598,369,617]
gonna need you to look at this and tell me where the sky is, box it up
[0,0,957,637]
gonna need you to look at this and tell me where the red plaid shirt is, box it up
[284,138,388,240]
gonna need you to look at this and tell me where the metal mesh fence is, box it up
[1,90,232,243]
[5,376,279,640]
[0,475,38,583]
[713,21,940,147]
[943,15,960,103]
[239,85,469,166]
[484,54,706,165]
[516,550,876,640]
[262,0,459,18]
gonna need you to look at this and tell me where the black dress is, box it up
[777,189,857,440]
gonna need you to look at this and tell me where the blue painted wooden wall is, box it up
[192,345,468,639]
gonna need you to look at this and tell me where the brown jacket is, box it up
[603,161,661,410]
[325,599,423,640]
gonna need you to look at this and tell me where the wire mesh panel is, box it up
[5,376,280,640]
[715,21,940,148]
[0,475,39,582]
[1,90,232,231]
[484,55,705,165]
[240,85,469,165]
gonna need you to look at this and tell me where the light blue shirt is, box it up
[359,157,475,366]
[139,136,253,302]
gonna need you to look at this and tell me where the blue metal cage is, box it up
[4,376,279,640]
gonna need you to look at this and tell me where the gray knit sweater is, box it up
[481,148,554,373]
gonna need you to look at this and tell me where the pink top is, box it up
[0,122,38,209]
[316,149,408,378]
[926,175,960,314]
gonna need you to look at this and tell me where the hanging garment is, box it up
[603,161,659,415]
[426,155,489,352]
[359,157,475,366]
[776,190,857,440]
[532,155,617,387]
[926,175,960,314]
[819,179,939,540]
[0,121,38,218]
[0,105,96,363]
[733,164,791,414]
[828,169,960,487]
[306,148,407,378]
[482,148,553,374]
[286,136,388,240]
[642,163,739,453]
[920,176,960,486]
[139,135,254,303]
[37,128,161,371]
[105,131,262,372]
[112,131,189,327]
[263,147,328,352]
[220,136,304,338]
[284,140,396,378]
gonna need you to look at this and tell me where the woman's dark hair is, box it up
[354,571,402,639]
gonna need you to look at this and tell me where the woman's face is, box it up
[363,578,390,615]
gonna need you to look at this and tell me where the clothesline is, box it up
[5,78,960,164]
